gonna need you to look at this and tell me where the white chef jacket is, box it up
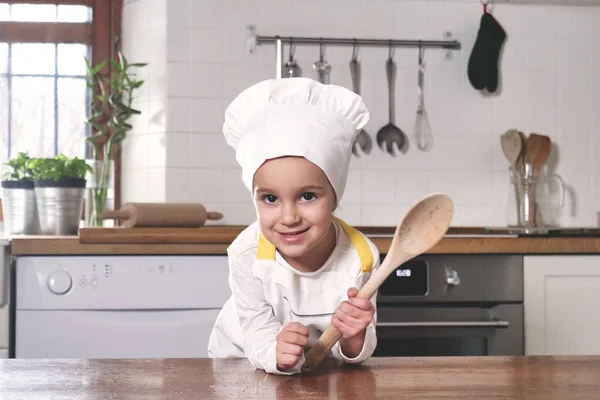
[207,217,380,375]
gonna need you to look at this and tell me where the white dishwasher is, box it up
[15,255,231,359]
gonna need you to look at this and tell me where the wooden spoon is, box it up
[516,131,527,174]
[301,193,454,372]
[501,129,522,168]
[525,133,551,171]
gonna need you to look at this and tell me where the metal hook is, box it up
[352,39,358,62]
[319,38,325,62]
[480,0,489,12]
[388,39,394,60]
[418,44,424,67]
[288,36,295,61]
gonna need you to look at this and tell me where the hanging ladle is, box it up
[313,39,331,84]
[350,41,372,157]
[376,41,407,155]
[284,37,300,78]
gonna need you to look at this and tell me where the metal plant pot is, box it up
[34,178,86,236]
[1,180,40,235]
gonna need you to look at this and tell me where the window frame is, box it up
[0,0,124,209]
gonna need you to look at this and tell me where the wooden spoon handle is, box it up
[305,325,343,368]
[354,256,402,300]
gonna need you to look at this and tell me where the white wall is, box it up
[121,0,600,228]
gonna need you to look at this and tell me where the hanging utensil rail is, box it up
[256,35,461,48]
[246,26,461,78]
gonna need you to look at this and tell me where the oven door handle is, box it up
[376,320,510,328]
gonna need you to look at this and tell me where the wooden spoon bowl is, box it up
[501,129,522,168]
[525,133,551,172]
[301,193,454,372]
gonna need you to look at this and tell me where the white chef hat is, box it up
[222,77,370,202]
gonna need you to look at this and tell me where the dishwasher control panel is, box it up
[47,261,176,292]
[16,255,231,310]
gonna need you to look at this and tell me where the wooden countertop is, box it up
[0,356,598,399]
[9,233,600,255]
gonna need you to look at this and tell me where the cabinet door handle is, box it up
[376,320,510,328]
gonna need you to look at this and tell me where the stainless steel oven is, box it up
[373,254,523,357]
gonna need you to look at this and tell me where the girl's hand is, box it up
[276,322,309,370]
[331,287,374,339]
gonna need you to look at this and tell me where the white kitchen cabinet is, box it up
[524,255,600,356]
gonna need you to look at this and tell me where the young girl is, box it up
[207,77,380,375]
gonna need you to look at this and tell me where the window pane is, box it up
[57,44,87,76]
[11,43,55,75]
[57,5,90,22]
[11,77,55,157]
[0,3,8,21]
[58,78,86,159]
[10,4,56,22]
[0,43,7,74]
[0,77,8,168]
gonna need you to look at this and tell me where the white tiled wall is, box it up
[121,0,600,228]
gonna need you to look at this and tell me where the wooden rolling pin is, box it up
[101,203,223,228]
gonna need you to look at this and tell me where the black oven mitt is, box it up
[468,12,506,93]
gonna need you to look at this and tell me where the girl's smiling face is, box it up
[253,156,337,272]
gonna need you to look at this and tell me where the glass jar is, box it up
[507,165,564,233]
[84,159,115,228]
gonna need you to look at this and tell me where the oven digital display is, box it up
[379,260,428,296]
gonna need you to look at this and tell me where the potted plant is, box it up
[84,51,147,227]
[28,154,92,235]
[0,152,39,235]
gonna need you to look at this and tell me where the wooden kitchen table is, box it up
[0,356,598,399]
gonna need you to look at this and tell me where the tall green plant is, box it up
[84,51,147,227]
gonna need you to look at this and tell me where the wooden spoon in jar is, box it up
[501,129,522,169]
[525,133,551,172]
[516,131,527,174]
[301,193,454,372]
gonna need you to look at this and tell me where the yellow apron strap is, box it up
[256,219,373,273]
[334,217,373,273]
[257,233,276,260]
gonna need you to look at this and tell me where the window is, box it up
[0,0,123,206]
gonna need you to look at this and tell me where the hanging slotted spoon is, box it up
[376,45,406,155]
[350,45,372,157]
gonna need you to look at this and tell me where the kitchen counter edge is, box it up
[8,235,600,255]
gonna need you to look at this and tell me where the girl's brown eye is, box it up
[301,192,316,202]
[262,194,277,204]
